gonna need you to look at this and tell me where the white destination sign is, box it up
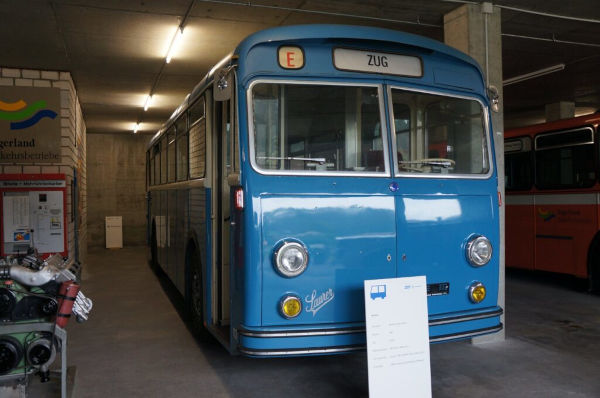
[334,48,422,76]
[364,276,432,398]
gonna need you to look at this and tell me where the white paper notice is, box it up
[3,193,30,243]
[364,276,431,398]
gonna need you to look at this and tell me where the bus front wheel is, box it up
[186,248,211,340]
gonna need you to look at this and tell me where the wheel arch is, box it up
[587,231,600,291]
[185,230,205,303]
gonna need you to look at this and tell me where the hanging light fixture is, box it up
[165,27,184,64]
[143,95,153,111]
[503,63,565,86]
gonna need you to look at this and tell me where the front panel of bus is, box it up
[229,28,502,356]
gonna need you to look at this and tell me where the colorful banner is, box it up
[0,87,61,163]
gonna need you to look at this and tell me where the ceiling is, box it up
[2,0,599,134]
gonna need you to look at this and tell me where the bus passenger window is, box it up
[147,150,152,186]
[160,137,167,184]
[176,115,188,181]
[167,127,176,183]
[189,122,206,179]
[535,128,595,189]
[177,132,189,181]
[251,83,385,173]
[189,97,206,179]
[152,144,160,185]
[504,138,532,191]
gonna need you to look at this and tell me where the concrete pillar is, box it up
[546,101,575,122]
[444,3,505,343]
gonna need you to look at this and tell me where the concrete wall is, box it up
[87,133,150,247]
[0,67,87,263]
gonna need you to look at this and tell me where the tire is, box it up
[186,247,211,340]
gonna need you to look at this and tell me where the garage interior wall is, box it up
[86,133,150,248]
[0,67,87,263]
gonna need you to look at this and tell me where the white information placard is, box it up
[3,192,31,243]
[364,276,431,398]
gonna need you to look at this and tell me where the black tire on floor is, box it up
[186,247,211,340]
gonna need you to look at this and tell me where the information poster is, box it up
[3,192,31,243]
[364,276,432,398]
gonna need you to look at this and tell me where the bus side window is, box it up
[504,137,532,191]
[535,128,595,189]
[167,126,176,183]
[176,114,188,181]
[148,150,153,186]
[160,136,167,184]
[189,96,206,179]
[152,143,160,185]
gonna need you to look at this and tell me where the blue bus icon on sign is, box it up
[370,285,387,300]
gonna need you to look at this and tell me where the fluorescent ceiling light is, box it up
[166,27,183,64]
[503,63,565,86]
[143,95,153,111]
[133,123,140,134]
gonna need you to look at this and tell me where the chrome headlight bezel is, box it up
[466,235,493,267]
[274,241,309,278]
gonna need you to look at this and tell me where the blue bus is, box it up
[147,24,502,357]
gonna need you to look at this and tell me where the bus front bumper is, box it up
[236,306,503,357]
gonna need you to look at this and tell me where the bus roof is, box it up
[235,24,481,71]
[149,24,484,148]
[505,112,600,139]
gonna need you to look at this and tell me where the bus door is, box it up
[388,87,499,315]
[212,75,235,329]
[533,127,598,277]
[504,137,535,270]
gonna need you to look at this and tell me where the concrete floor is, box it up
[29,247,600,397]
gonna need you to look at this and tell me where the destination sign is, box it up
[333,48,422,77]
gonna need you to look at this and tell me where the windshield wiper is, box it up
[399,158,456,168]
[257,156,327,165]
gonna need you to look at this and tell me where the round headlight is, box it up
[466,235,493,267]
[280,295,302,319]
[469,282,486,303]
[274,242,308,277]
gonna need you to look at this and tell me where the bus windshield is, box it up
[391,89,489,175]
[250,82,387,173]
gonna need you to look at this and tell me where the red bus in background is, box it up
[504,113,600,291]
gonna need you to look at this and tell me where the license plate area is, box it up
[427,282,450,296]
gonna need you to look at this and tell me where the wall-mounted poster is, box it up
[0,87,61,163]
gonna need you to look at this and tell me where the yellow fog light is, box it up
[280,295,302,319]
[469,282,486,303]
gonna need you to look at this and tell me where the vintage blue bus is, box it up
[147,24,502,357]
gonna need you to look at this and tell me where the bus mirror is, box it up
[214,68,233,101]
[487,85,500,113]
